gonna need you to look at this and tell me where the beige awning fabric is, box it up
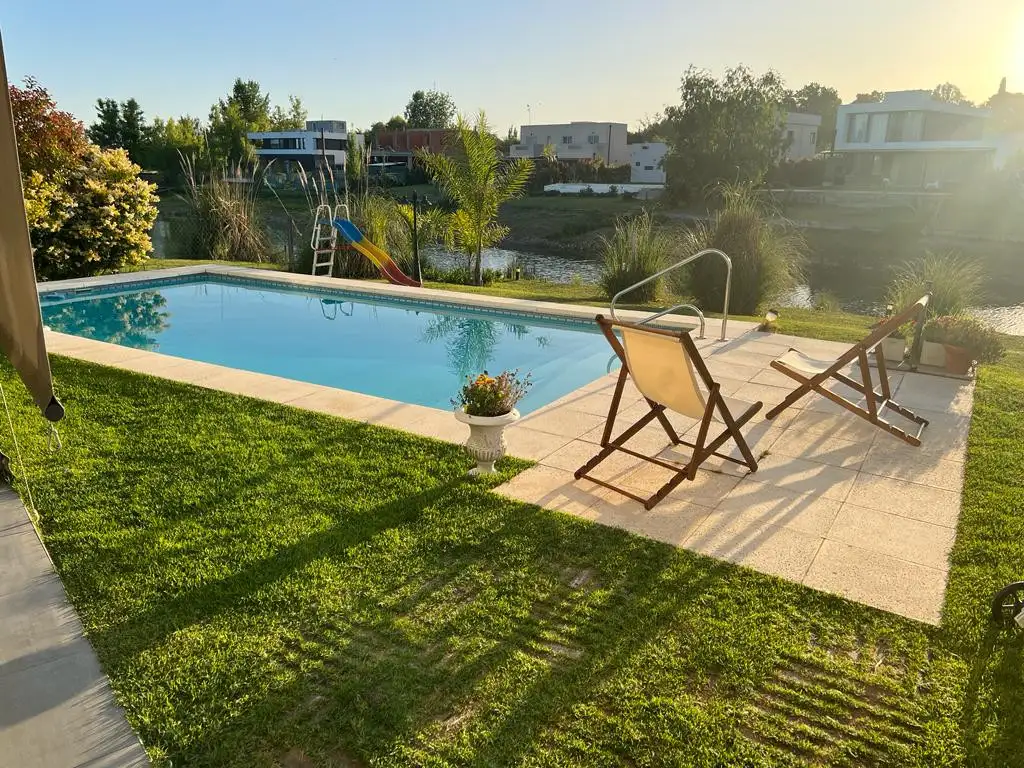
[0,34,63,422]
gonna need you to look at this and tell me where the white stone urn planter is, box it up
[880,336,906,363]
[920,340,947,368]
[453,408,521,475]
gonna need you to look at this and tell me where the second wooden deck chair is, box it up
[764,294,931,445]
[575,316,763,510]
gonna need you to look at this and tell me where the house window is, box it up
[562,135,572,144]
[847,113,869,143]
[810,131,816,146]
[644,165,654,171]
[787,130,794,143]
[587,134,599,144]
[635,161,640,166]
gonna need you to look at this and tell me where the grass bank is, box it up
[0,322,1018,765]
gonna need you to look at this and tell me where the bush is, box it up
[923,315,1004,363]
[177,159,276,263]
[579,185,595,197]
[885,251,984,317]
[25,147,158,280]
[679,184,805,315]
[599,210,672,302]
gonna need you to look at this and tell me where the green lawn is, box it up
[4,294,1022,765]
[124,258,285,273]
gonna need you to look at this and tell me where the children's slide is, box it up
[332,219,421,287]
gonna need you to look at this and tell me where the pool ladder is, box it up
[310,203,350,277]
[609,248,732,341]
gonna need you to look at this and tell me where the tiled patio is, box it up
[496,331,973,625]
[40,267,975,625]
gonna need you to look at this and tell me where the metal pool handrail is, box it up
[609,248,733,341]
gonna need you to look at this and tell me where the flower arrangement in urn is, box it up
[453,370,532,475]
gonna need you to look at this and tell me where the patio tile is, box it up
[578,421,676,455]
[750,367,800,388]
[682,510,824,582]
[585,492,713,546]
[845,474,961,528]
[620,464,742,508]
[493,466,606,515]
[745,453,858,501]
[803,540,947,625]
[859,452,965,492]
[895,375,974,416]
[286,386,382,418]
[404,409,468,442]
[348,398,424,425]
[545,390,621,417]
[714,480,843,537]
[771,427,871,469]
[502,426,574,461]
[786,409,886,442]
[827,503,955,571]
[705,349,778,370]
[866,410,971,461]
[704,361,764,383]
[200,369,321,404]
[541,439,646,482]
[112,351,196,378]
[732,382,798,411]
[519,407,606,439]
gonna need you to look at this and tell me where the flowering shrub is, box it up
[924,315,1005,363]
[454,370,531,417]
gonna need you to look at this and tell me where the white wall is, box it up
[783,113,821,161]
[515,122,629,165]
[629,142,667,183]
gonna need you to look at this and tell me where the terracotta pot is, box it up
[880,336,906,364]
[943,344,973,376]
[920,340,947,368]
[453,408,521,475]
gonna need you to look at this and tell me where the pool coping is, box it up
[37,264,717,332]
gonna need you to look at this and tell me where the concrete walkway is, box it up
[0,487,148,767]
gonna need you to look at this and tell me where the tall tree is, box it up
[147,115,207,185]
[404,89,456,129]
[86,98,122,148]
[662,65,789,202]
[854,91,885,103]
[789,83,841,151]
[11,77,89,176]
[208,79,272,166]
[932,82,974,106]
[385,115,407,131]
[119,98,148,162]
[417,111,533,285]
[270,95,307,130]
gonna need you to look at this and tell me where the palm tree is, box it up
[417,111,533,285]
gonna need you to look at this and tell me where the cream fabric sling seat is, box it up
[575,316,763,510]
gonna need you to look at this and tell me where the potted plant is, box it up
[453,370,532,475]
[923,315,1005,375]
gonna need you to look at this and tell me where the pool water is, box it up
[41,276,619,415]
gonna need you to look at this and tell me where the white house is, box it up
[833,90,1003,188]
[509,122,629,165]
[247,119,361,174]
[783,112,822,161]
[628,142,667,183]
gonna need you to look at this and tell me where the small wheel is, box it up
[991,581,1024,627]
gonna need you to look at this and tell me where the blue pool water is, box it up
[41,276,619,415]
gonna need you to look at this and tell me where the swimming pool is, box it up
[40,275,620,415]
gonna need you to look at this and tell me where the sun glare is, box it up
[1015,15,1024,87]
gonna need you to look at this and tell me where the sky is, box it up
[4,0,1024,133]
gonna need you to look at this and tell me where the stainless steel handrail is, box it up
[609,248,732,341]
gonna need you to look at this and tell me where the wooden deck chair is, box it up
[764,294,931,445]
[575,316,763,510]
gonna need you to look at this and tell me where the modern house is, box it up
[783,112,822,161]
[833,90,1004,188]
[628,142,667,183]
[373,128,452,156]
[248,120,359,175]
[509,122,629,165]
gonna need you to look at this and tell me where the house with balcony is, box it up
[834,91,1003,188]
[509,122,629,165]
[248,120,360,177]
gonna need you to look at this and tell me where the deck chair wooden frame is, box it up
[575,315,763,510]
[765,294,931,446]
